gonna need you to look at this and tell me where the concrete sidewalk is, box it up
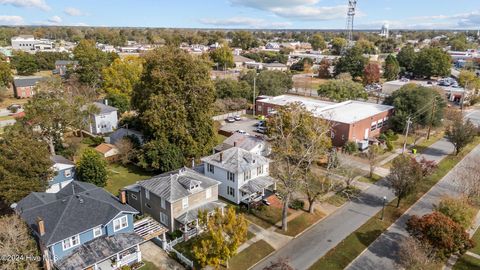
[347,142,478,270]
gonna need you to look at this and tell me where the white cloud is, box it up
[0,0,50,11]
[228,0,347,21]
[48,15,61,24]
[0,15,24,25]
[75,22,89,27]
[200,16,291,28]
[64,7,85,16]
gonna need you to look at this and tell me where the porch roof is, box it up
[239,176,276,195]
[134,217,168,240]
[55,232,143,270]
[175,201,226,225]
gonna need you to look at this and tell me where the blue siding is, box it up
[48,213,133,261]
[50,166,75,186]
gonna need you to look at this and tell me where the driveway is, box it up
[140,241,184,270]
[347,143,480,270]
[252,139,455,270]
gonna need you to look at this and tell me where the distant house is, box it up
[264,62,288,71]
[123,167,225,239]
[214,133,270,156]
[14,181,161,270]
[54,60,78,76]
[265,42,281,50]
[13,76,44,98]
[95,143,120,161]
[233,55,256,69]
[201,147,276,205]
[108,128,144,145]
[84,101,118,134]
[47,155,75,193]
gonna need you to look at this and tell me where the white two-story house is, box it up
[84,101,118,135]
[201,147,276,205]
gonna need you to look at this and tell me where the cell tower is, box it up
[345,0,357,43]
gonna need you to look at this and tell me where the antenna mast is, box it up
[345,0,357,44]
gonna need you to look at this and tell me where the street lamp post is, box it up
[381,196,387,220]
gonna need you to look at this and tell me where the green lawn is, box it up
[140,260,160,270]
[310,137,480,270]
[454,255,480,270]
[471,227,480,255]
[244,206,285,229]
[276,210,325,237]
[0,115,14,121]
[105,163,154,195]
[358,174,382,184]
[226,240,275,270]
[325,194,348,207]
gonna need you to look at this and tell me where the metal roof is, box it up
[201,147,269,173]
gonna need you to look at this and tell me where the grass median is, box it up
[310,137,480,270]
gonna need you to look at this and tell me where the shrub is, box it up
[385,129,399,141]
[344,141,358,154]
[169,230,183,239]
[81,136,104,147]
[386,140,394,151]
[289,199,305,210]
[436,197,476,229]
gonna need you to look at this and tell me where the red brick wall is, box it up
[14,86,34,98]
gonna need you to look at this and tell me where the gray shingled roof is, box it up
[93,102,118,114]
[50,155,74,166]
[201,147,269,173]
[176,201,226,225]
[239,176,275,194]
[55,232,143,270]
[215,133,265,152]
[134,167,220,203]
[16,181,138,246]
[13,76,44,87]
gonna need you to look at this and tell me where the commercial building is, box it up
[382,80,467,102]
[11,35,54,52]
[255,95,394,147]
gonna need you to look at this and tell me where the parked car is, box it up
[234,115,241,121]
[235,130,249,135]
[256,126,267,134]
[226,117,235,123]
[256,120,265,127]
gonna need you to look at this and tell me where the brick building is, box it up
[255,95,394,147]
[13,76,44,98]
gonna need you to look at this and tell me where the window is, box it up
[145,189,150,200]
[377,120,383,129]
[160,212,168,225]
[208,163,215,174]
[160,197,165,209]
[206,188,212,199]
[182,198,189,209]
[371,122,377,131]
[244,170,251,181]
[257,166,263,175]
[227,187,235,197]
[227,172,235,182]
[113,215,128,232]
[62,235,80,251]
[146,203,151,209]
[64,169,72,178]
[93,226,102,238]
[131,194,137,200]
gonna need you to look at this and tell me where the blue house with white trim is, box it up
[15,181,152,270]
[47,155,76,193]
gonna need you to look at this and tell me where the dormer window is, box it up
[208,163,215,174]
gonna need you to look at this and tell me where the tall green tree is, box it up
[76,148,108,187]
[384,85,446,132]
[414,47,451,78]
[240,70,293,97]
[355,39,377,54]
[137,139,185,172]
[334,46,368,78]
[0,60,12,88]
[0,125,53,204]
[102,55,144,96]
[330,37,347,55]
[458,70,480,90]
[445,112,477,155]
[397,45,417,73]
[215,78,251,99]
[132,46,216,164]
[11,51,38,75]
[73,39,113,88]
[318,78,367,102]
[209,45,234,70]
[310,34,327,51]
[386,154,423,207]
[384,54,400,81]
[231,31,256,50]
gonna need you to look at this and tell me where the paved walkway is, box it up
[252,139,455,270]
[140,241,185,270]
[347,142,478,270]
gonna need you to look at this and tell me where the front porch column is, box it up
[274,182,277,191]
[195,219,199,229]
[116,253,120,268]
[184,223,188,241]
[221,207,224,216]
[262,189,265,196]
[161,232,167,250]
[136,244,142,262]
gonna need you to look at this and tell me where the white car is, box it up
[235,130,249,135]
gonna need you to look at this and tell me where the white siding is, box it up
[92,111,118,134]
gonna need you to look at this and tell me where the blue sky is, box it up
[0,0,479,29]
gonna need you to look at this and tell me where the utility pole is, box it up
[253,76,256,116]
[402,117,412,154]
[426,98,437,140]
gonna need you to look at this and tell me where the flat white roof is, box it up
[258,95,393,124]
[383,80,466,93]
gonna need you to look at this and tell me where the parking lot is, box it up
[219,115,263,136]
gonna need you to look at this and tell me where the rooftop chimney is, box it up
[120,191,127,204]
[37,217,45,236]
[219,152,223,162]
